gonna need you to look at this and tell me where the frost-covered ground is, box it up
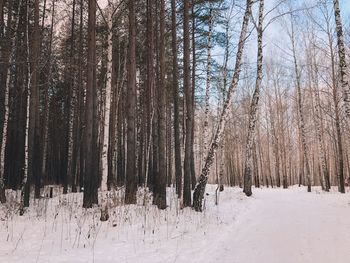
[1,186,350,263]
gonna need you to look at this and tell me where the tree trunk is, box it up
[25,0,41,203]
[190,1,196,190]
[0,0,23,203]
[125,0,137,204]
[183,0,192,207]
[41,0,55,190]
[171,0,182,199]
[153,0,167,209]
[193,0,252,212]
[203,8,212,169]
[332,0,346,193]
[333,0,350,118]
[290,16,312,192]
[83,0,98,208]
[20,3,31,215]
[308,44,329,191]
[322,7,345,193]
[100,1,115,221]
[65,0,76,194]
[243,0,264,196]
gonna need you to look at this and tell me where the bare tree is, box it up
[289,14,312,192]
[183,0,192,207]
[243,0,264,196]
[333,0,350,118]
[171,0,182,198]
[193,0,253,212]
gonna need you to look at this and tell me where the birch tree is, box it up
[333,0,350,118]
[20,2,32,215]
[65,0,77,194]
[289,14,312,192]
[193,0,253,212]
[311,1,345,192]
[171,0,182,198]
[203,8,213,166]
[243,0,264,196]
[99,0,119,221]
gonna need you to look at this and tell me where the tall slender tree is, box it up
[24,0,41,206]
[243,0,264,196]
[193,0,253,211]
[289,14,312,192]
[125,0,137,204]
[83,0,98,208]
[333,0,350,118]
[0,0,23,203]
[153,0,167,209]
[183,0,192,207]
[100,0,117,221]
[171,0,182,198]
[20,1,32,215]
[65,0,76,194]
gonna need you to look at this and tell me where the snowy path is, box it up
[205,188,350,263]
[1,187,350,263]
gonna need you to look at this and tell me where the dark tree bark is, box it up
[83,0,98,208]
[25,0,42,205]
[145,0,154,191]
[125,0,137,204]
[190,0,196,190]
[183,0,192,207]
[0,0,20,203]
[171,0,182,198]
[41,0,55,190]
[153,0,167,209]
[77,0,84,192]
[65,0,76,195]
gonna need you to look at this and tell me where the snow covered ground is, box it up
[1,186,350,263]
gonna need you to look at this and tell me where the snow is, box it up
[1,186,350,263]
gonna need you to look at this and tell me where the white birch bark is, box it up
[20,3,31,215]
[290,16,312,192]
[243,0,264,196]
[216,15,231,194]
[100,1,115,221]
[333,0,350,118]
[193,0,253,211]
[308,44,330,191]
[112,43,127,185]
[203,8,212,164]
[65,0,79,195]
[66,65,76,192]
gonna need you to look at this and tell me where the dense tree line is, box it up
[0,0,349,217]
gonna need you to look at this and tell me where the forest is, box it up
[1,0,350,215]
[0,0,350,261]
